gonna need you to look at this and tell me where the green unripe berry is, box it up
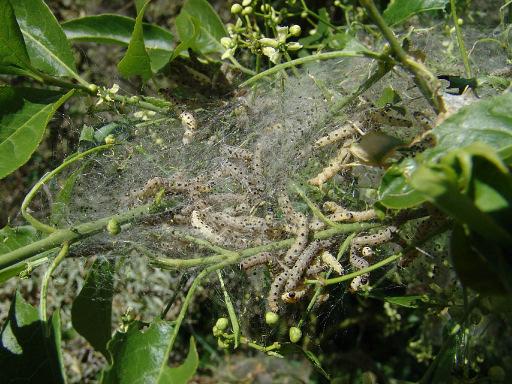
[216,317,229,331]
[105,134,116,145]
[217,338,229,349]
[107,218,121,235]
[289,326,302,343]
[265,311,279,325]
[301,11,308,18]
[289,25,301,37]
[231,3,242,14]
[242,6,253,15]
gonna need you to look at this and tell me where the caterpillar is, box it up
[180,111,197,145]
[207,211,269,232]
[190,210,224,245]
[323,201,377,222]
[283,214,309,266]
[281,287,309,303]
[268,270,289,312]
[285,240,330,292]
[308,147,351,186]
[220,145,253,161]
[313,124,354,148]
[321,250,343,275]
[351,226,397,248]
[240,252,274,270]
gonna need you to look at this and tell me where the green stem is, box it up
[292,183,338,228]
[0,201,172,270]
[39,242,69,323]
[21,144,114,234]
[165,256,239,356]
[284,51,300,77]
[305,253,402,286]
[359,0,446,114]
[240,50,382,87]
[450,0,472,78]
[217,270,240,348]
[151,222,380,270]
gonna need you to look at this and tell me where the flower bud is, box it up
[289,25,301,37]
[286,42,303,51]
[215,317,229,331]
[289,327,302,343]
[265,311,279,325]
[242,6,253,15]
[259,37,279,48]
[105,134,116,145]
[220,37,233,48]
[217,338,229,349]
[242,0,251,6]
[231,3,242,14]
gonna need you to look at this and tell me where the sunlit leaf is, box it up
[63,14,173,72]
[0,0,30,68]
[11,0,79,78]
[383,0,448,26]
[118,1,153,80]
[0,87,74,179]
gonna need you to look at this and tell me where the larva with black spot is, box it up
[268,270,289,312]
[283,214,309,267]
[180,111,197,145]
[241,252,274,270]
[308,147,351,186]
[351,226,397,248]
[190,210,224,245]
[321,250,343,275]
[327,208,377,223]
[281,287,309,303]
[285,240,330,292]
[313,124,354,148]
[208,211,269,232]
[220,145,253,161]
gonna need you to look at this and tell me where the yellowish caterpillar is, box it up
[351,226,396,248]
[313,124,354,148]
[283,214,309,267]
[308,147,351,186]
[281,287,309,303]
[321,250,343,275]
[180,111,197,145]
[327,208,377,223]
[190,210,224,245]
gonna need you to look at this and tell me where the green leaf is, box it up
[177,0,227,56]
[450,225,507,294]
[0,87,74,179]
[134,0,146,14]
[172,11,201,61]
[51,164,86,226]
[383,0,448,26]
[10,0,79,79]
[378,158,426,209]
[384,295,422,308]
[118,2,153,80]
[0,225,44,284]
[0,0,30,68]
[432,93,512,156]
[162,337,199,384]
[0,292,66,383]
[101,319,177,383]
[71,257,114,359]
[62,14,173,72]
[409,164,512,245]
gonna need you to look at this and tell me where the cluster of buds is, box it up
[95,83,120,106]
[221,1,302,64]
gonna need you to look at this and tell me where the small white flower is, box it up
[108,83,120,94]
[262,46,281,64]
[286,42,303,51]
[276,26,289,44]
[259,37,279,48]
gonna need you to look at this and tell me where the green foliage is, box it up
[71,257,114,358]
[0,226,42,283]
[0,0,30,69]
[0,87,74,179]
[10,0,79,79]
[0,292,65,383]
[101,321,198,384]
[62,15,174,72]
[117,1,153,80]
[177,0,227,56]
[383,0,449,26]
